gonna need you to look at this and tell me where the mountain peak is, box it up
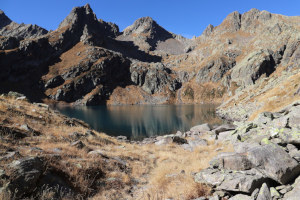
[58,4,98,29]
[0,10,12,29]
[123,16,159,36]
[202,24,214,36]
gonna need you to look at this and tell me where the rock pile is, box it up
[194,101,300,200]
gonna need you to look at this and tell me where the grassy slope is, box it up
[0,95,232,199]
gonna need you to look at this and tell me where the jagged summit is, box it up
[202,24,214,36]
[57,3,119,39]
[123,16,172,39]
[211,8,274,34]
[120,16,177,51]
[0,10,12,29]
[58,4,97,29]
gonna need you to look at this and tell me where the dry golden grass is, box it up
[249,71,300,120]
[0,96,233,199]
[98,140,233,200]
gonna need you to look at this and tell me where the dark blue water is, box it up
[55,104,222,140]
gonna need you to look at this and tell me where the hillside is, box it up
[0,5,299,120]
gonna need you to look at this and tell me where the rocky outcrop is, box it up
[0,5,299,107]
[230,49,276,87]
[121,16,173,51]
[193,102,300,199]
[49,51,131,104]
[196,57,236,83]
[130,61,180,94]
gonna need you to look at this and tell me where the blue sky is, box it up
[1,0,300,38]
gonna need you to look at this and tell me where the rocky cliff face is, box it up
[0,5,299,116]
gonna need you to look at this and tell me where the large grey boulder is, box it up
[256,183,271,200]
[194,168,269,193]
[209,152,253,171]
[213,124,236,135]
[228,194,252,200]
[246,144,300,184]
[190,123,212,133]
[6,157,44,198]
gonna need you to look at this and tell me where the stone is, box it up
[270,187,280,198]
[251,188,259,199]
[69,132,84,140]
[7,157,44,198]
[85,129,95,136]
[217,130,234,141]
[0,151,21,162]
[88,150,109,158]
[208,195,219,200]
[246,144,300,184]
[228,194,252,200]
[7,91,25,98]
[190,123,212,133]
[213,124,236,135]
[209,152,253,171]
[155,136,173,145]
[188,138,208,147]
[116,135,128,141]
[194,168,269,193]
[279,185,292,194]
[175,131,183,137]
[256,183,271,200]
[172,136,187,144]
[233,142,260,153]
[70,140,85,149]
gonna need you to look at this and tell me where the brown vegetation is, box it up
[0,95,232,199]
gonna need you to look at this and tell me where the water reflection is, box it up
[55,104,222,140]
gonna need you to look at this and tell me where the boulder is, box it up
[228,194,252,200]
[194,168,269,193]
[246,144,300,184]
[6,157,44,197]
[190,123,212,133]
[233,142,260,153]
[172,136,187,144]
[155,136,173,145]
[213,124,236,135]
[256,183,271,200]
[70,140,85,149]
[217,130,234,141]
[188,138,208,147]
[209,152,253,171]
[270,187,281,199]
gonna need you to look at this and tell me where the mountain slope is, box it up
[0,5,299,120]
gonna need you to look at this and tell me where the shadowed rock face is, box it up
[0,5,299,108]
[0,10,12,29]
[0,10,47,39]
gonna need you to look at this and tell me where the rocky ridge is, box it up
[0,5,299,115]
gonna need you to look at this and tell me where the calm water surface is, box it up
[56,104,222,140]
